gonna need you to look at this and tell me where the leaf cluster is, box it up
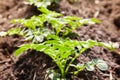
[0,0,114,79]
[11,7,100,36]
[3,7,100,43]
[14,37,114,78]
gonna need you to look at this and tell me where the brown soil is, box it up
[0,0,120,80]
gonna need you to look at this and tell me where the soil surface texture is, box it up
[0,0,120,80]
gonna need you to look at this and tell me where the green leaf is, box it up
[70,63,85,70]
[46,69,64,80]
[14,44,32,57]
[7,28,23,35]
[79,18,100,25]
[86,61,95,71]
[99,42,114,50]
[95,59,108,71]
[32,44,48,51]
[46,34,60,40]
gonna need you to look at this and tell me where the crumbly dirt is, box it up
[0,0,120,80]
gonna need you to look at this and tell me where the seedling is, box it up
[11,7,99,36]
[0,0,114,79]
[1,7,99,43]
[14,36,114,78]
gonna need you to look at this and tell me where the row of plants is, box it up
[0,0,114,79]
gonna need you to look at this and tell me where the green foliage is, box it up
[71,59,108,75]
[11,7,100,36]
[11,7,62,30]
[93,59,108,71]
[7,28,24,35]
[0,0,114,79]
[0,28,23,37]
[46,69,62,80]
[0,27,54,43]
[14,38,113,78]
[24,28,54,42]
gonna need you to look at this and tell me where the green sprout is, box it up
[14,37,114,78]
[0,0,114,79]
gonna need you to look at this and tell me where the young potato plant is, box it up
[14,35,114,79]
[11,7,100,36]
[0,0,114,80]
[1,7,99,43]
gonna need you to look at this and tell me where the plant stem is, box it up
[65,48,87,74]
[73,65,86,76]
[57,62,66,78]
[65,53,78,74]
